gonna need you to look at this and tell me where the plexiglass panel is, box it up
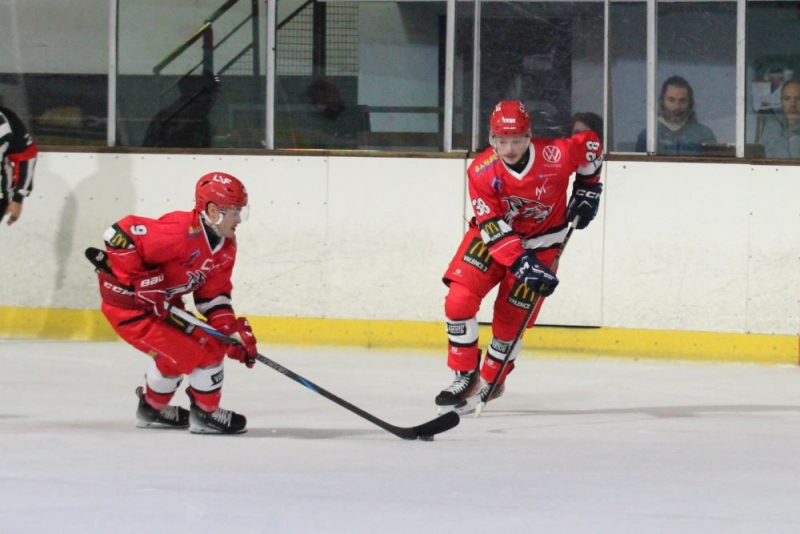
[275,0,446,151]
[454,1,605,152]
[652,1,736,156]
[117,0,264,148]
[746,0,800,159]
[609,1,646,153]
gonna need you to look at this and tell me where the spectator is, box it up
[635,75,717,155]
[760,79,800,158]
[571,112,604,142]
[301,78,362,149]
[0,103,38,226]
[143,72,220,148]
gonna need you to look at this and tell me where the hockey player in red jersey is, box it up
[97,172,258,434]
[436,100,603,413]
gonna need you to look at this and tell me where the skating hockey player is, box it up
[95,172,257,434]
[436,100,603,414]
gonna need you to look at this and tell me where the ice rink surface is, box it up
[3,339,800,534]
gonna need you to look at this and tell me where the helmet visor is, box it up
[219,204,250,222]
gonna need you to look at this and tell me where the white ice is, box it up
[2,339,800,534]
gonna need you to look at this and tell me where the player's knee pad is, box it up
[146,360,184,395]
[444,282,482,320]
[187,362,225,394]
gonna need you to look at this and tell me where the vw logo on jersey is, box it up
[543,145,562,163]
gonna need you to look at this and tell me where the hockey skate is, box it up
[187,389,247,435]
[435,360,480,415]
[135,386,189,429]
[451,379,505,416]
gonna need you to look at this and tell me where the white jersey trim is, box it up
[521,226,569,251]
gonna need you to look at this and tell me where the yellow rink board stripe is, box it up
[0,306,797,366]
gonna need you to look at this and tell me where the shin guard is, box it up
[480,337,521,383]
[144,361,184,410]
[187,363,224,413]
[446,317,481,372]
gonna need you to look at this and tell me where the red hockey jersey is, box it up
[102,209,237,322]
[468,131,602,267]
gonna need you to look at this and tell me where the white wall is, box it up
[3,153,799,336]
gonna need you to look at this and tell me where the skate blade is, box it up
[189,424,248,435]
[449,396,481,416]
[135,420,189,430]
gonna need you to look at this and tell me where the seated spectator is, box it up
[760,79,800,158]
[636,75,717,155]
[571,112,603,142]
[143,72,220,148]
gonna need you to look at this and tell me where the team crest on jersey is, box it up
[473,153,498,174]
[188,225,202,238]
[502,195,552,224]
[462,237,493,273]
[165,271,207,299]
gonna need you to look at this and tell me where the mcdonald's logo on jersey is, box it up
[508,280,536,310]
[462,237,493,273]
[479,218,509,245]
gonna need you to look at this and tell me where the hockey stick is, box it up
[85,247,459,441]
[471,216,580,418]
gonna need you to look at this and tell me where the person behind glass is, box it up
[0,103,37,226]
[571,111,603,142]
[635,75,716,155]
[143,72,221,148]
[435,101,603,414]
[760,79,800,158]
[302,78,360,149]
[96,172,257,434]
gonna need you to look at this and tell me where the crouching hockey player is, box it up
[95,172,257,434]
[436,100,603,414]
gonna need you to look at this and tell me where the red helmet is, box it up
[490,100,531,136]
[195,172,248,212]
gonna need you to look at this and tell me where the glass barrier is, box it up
[609,1,645,153]
[117,0,264,148]
[746,0,800,159]
[275,0,446,151]
[653,1,736,157]
[4,0,799,157]
[455,0,605,152]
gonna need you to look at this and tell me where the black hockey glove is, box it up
[510,251,559,297]
[567,182,603,230]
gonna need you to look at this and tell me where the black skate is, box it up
[186,389,247,435]
[435,361,480,414]
[135,386,189,429]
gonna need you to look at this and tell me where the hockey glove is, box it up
[567,182,603,230]
[220,317,258,368]
[133,270,167,317]
[511,251,559,297]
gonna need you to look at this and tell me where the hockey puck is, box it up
[418,434,434,442]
